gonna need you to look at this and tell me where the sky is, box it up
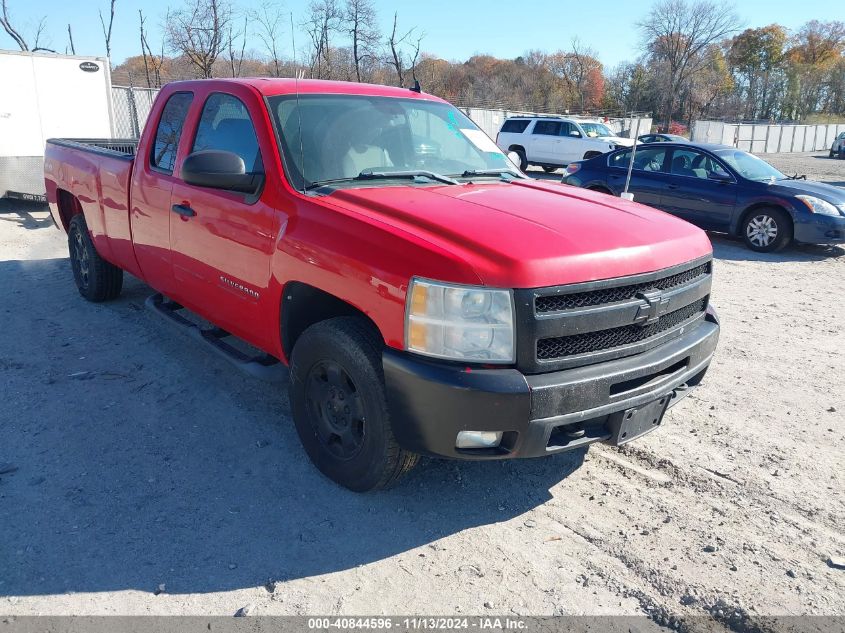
[3,0,844,68]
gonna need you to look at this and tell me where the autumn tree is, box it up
[728,25,787,119]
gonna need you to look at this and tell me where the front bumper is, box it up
[794,213,845,244]
[383,308,720,460]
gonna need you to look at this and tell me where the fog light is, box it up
[455,431,503,449]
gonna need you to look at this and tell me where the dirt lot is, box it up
[1,151,843,626]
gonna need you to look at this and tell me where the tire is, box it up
[831,150,835,158]
[512,148,528,171]
[288,317,419,492]
[542,166,557,174]
[68,214,123,302]
[741,207,793,253]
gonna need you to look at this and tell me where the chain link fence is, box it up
[111,86,159,138]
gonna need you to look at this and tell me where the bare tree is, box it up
[166,0,231,78]
[1,1,53,51]
[99,0,116,58]
[639,0,740,128]
[304,0,341,79]
[1,0,28,50]
[67,23,75,55]
[139,10,152,87]
[226,14,248,77]
[251,1,285,77]
[344,0,379,82]
[387,11,416,87]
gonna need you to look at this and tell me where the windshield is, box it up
[267,94,513,189]
[714,149,785,182]
[580,122,614,138]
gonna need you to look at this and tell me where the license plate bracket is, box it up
[606,394,671,446]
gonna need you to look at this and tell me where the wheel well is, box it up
[281,282,381,359]
[735,203,792,237]
[508,145,525,154]
[56,189,82,231]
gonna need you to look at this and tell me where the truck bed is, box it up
[46,138,139,158]
[44,137,142,278]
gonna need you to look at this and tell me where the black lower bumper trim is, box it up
[383,313,719,460]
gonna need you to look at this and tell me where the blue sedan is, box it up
[562,142,845,252]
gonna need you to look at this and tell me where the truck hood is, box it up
[324,180,712,288]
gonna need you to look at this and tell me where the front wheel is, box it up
[741,207,792,252]
[289,317,419,492]
[68,214,123,302]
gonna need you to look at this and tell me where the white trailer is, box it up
[0,50,113,200]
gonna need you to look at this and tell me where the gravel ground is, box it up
[1,152,843,626]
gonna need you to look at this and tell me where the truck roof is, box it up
[164,77,447,101]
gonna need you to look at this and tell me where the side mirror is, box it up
[569,131,581,137]
[507,151,522,170]
[708,171,732,183]
[181,150,263,194]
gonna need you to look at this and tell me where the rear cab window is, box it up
[150,92,193,173]
[500,119,530,134]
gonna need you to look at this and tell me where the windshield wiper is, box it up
[358,170,459,185]
[785,173,807,180]
[457,169,523,181]
[305,170,458,191]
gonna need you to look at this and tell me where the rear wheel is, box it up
[289,317,419,492]
[741,207,792,252]
[542,166,558,174]
[68,214,123,302]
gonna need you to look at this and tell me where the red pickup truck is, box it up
[44,78,719,491]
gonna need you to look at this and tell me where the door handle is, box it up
[667,184,680,190]
[171,204,196,218]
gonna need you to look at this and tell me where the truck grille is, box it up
[536,297,707,360]
[535,262,710,313]
[513,257,713,373]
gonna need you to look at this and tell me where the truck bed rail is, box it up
[46,138,138,159]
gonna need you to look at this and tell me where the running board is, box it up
[145,293,286,383]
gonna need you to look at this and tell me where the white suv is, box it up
[496,116,636,172]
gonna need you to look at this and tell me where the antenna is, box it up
[290,12,306,193]
[410,79,421,93]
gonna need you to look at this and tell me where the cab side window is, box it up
[533,121,562,136]
[192,93,263,174]
[151,92,193,173]
[609,147,667,172]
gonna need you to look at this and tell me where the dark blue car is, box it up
[562,142,845,252]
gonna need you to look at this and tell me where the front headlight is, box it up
[796,195,842,216]
[405,278,515,363]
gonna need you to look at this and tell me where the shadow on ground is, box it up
[0,200,53,231]
[0,256,586,599]
[709,233,845,263]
